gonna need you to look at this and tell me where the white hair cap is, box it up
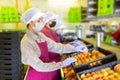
[111,21,119,26]
[21,8,44,24]
[54,24,65,31]
[43,13,58,24]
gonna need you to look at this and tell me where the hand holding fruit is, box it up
[75,45,88,53]
[62,58,77,67]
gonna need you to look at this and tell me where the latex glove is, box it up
[62,58,77,67]
[75,45,88,53]
[75,40,83,46]
[69,40,83,47]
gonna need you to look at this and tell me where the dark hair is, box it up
[27,24,29,28]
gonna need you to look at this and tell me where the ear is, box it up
[30,21,36,27]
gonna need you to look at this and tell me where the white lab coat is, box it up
[21,30,75,72]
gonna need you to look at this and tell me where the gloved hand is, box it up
[69,40,83,47]
[62,58,77,67]
[75,40,83,46]
[75,45,88,53]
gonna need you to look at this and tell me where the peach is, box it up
[93,74,98,79]
[105,67,111,72]
[103,72,109,77]
[81,74,85,79]
[90,72,96,76]
[86,73,91,78]
[108,70,115,75]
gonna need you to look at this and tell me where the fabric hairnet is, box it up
[21,8,44,24]
[111,21,119,26]
[43,13,58,24]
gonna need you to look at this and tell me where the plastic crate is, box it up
[0,49,20,54]
[76,60,120,80]
[0,37,20,44]
[0,63,21,69]
[0,57,20,62]
[64,38,93,49]
[0,52,20,58]
[0,32,20,38]
[0,32,22,80]
[0,43,19,48]
[0,74,21,80]
[78,38,93,49]
[71,47,117,73]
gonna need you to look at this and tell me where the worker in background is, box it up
[54,24,81,44]
[42,13,85,44]
[41,13,87,79]
[53,23,67,42]
[41,12,87,59]
[111,21,120,42]
[41,13,61,42]
[20,8,88,80]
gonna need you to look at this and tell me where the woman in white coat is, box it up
[20,8,87,80]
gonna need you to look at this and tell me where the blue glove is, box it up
[75,45,88,53]
[62,58,77,67]
[75,40,83,46]
[69,40,83,47]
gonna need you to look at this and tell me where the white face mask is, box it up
[112,27,117,32]
[33,22,44,32]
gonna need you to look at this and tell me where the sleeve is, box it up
[21,41,63,72]
[38,32,75,54]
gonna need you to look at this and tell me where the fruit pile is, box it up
[80,67,120,80]
[61,54,68,61]
[61,54,78,80]
[71,50,105,66]
[63,66,77,80]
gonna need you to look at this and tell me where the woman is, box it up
[20,8,86,80]
[41,13,60,42]
[111,21,120,42]
[41,13,87,61]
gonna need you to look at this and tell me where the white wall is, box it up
[0,0,120,31]
[0,0,88,31]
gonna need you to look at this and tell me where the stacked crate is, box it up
[0,6,19,22]
[68,7,82,23]
[97,0,114,16]
[0,32,22,80]
[8,7,19,22]
[0,7,9,22]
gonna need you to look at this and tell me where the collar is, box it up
[26,30,40,41]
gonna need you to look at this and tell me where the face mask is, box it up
[49,21,56,28]
[112,27,117,32]
[33,22,44,32]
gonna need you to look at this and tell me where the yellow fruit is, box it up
[103,72,109,77]
[81,74,86,79]
[86,73,91,78]
[105,67,111,72]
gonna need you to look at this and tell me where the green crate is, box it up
[105,1,114,15]
[0,15,8,19]
[1,6,8,11]
[97,0,114,16]
[98,0,105,2]
[68,7,81,23]
[105,9,114,15]
[1,18,9,22]
[106,0,114,4]
[9,17,19,22]
[97,10,105,16]
[8,14,18,18]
